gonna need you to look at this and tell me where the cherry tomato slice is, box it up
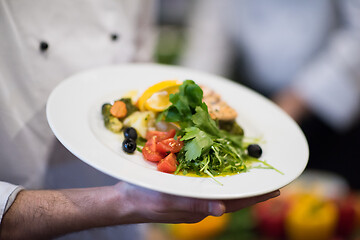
[156,138,184,153]
[142,136,166,162]
[157,153,178,173]
[146,129,176,141]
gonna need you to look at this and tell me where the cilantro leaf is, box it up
[163,80,203,124]
[192,104,220,137]
[181,127,213,160]
[182,80,203,108]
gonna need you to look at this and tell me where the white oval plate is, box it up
[46,63,308,199]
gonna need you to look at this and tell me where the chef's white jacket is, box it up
[0,0,156,239]
[181,0,360,131]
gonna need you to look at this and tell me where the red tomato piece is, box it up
[146,129,176,141]
[156,138,184,153]
[142,136,166,162]
[157,153,178,173]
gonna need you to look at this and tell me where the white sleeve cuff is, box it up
[0,181,24,224]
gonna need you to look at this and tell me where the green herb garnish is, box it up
[161,80,279,182]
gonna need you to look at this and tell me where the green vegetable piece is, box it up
[104,116,123,133]
[219,120,244,136]
[101,103,112,117]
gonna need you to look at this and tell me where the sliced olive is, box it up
[247,144,262,158]
[122,138,137,154]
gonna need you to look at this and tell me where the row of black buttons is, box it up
[39,33,120,52]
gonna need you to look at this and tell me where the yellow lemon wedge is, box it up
[144,91,172,112]
[137,80,181,112]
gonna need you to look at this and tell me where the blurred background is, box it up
[147,0,360,239]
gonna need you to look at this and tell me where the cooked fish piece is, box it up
[201,85,238,121]
[207,100,238,121]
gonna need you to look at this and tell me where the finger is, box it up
[223,190,280,213]
[155,193,226,217]
[150,212,208,224]
[119,182,226,218]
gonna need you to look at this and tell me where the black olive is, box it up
[247,144,262,158]
[124,127,137,140]
[122,138,137,153]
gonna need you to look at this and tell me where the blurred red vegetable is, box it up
[253,196,289,239]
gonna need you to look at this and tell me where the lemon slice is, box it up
[144,91,172,112]
[137,80,181,111]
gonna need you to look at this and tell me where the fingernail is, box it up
[208,201,225,216]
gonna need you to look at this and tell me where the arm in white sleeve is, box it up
[0,181,23,224]
[179,0,234,77]
[292,0,360,131]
